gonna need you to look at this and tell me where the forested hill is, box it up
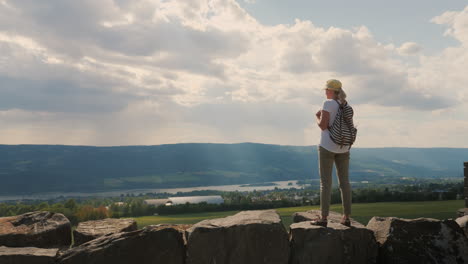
[0,143,466,195]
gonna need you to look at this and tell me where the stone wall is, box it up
[1,210,467,264]
[459,162,468,217]
[465,162,468,208]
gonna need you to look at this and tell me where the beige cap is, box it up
[323,79,342,91]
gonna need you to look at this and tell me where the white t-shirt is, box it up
[318,99,350,153]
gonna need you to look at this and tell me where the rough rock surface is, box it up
[186,209,290,264]
[58,224,185,264]
[289,221,378,264]
[456,215,468,237]
[457,208,468,217]
[0,246,58,264]
[292,209,365,228]
[158,224,192,245]
[0,211,71,248]
[367,217,468,264]
[73,218,137,246]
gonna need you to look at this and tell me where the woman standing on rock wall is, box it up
[310,79,354,227]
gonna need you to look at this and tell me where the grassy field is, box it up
[132,200,464,229]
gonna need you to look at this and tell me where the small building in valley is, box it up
[144,199,172,206]
[167,195,224,205]
[144,195,224,206]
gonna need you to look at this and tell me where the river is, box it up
[0,180,307,201]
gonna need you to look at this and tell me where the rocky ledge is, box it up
[186,209,290,264]
[0,210,467,264]
[367,216,468,264]
[73,218,137,246]
[0,211,71,248]
[292,209,365,227]
[456,215,468,237]
[290,221,378,264]
[58,225,186,264]
[0,246,58,264]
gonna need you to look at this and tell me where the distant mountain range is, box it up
[0,143,466,195]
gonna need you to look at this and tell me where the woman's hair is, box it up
[334,89,347,102]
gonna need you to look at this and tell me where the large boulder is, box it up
[0,246,58,264]
[456,215,468,237]
[0,211,71,248]
[186,209,290,264]
[367,217,468,264]
[292,210,365,228]
[73,218,137,246]
[457,208,468,217]
[289,221,378,264]
[57,224,185,264]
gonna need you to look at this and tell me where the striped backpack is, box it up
[329,99,357,150]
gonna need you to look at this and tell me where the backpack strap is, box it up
[334,99,341,107]
[334,99,349,109]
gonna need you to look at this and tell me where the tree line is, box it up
[0,181,463,225]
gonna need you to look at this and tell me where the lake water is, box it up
[0,180,306,201]
[168,195,225,205]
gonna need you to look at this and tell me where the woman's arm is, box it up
[316,110,330,131]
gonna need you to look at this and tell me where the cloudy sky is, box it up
[0,0,467,148]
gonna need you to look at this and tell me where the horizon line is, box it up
[0,142,467,149]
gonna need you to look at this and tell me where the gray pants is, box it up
[318,146,352,217]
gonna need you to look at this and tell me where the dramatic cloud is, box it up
[0,0,467,147]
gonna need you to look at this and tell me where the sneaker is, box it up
[340,218,351,227]
[310,218,328,227]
